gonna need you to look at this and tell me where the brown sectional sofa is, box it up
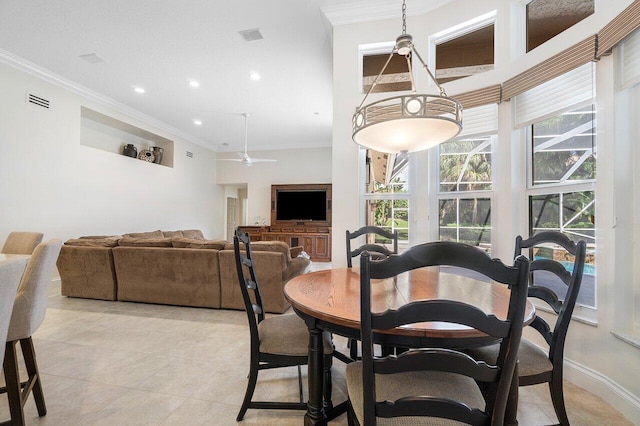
[56,230,310,313]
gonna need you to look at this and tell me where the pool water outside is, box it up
[535,257,595,275]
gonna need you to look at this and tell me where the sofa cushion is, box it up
[172,238,226,250]
[162,230,184,238]
[123,230,163,239]
[79,235,121,239]
[64,238,119,248]
[223,241,292,262]
[118,237,173,247]
[182,229,205,240]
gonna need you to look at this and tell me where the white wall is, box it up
[0,61,224,242]
[331,0,640,422]
[217,147,332,226]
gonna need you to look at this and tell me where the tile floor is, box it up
[0,277,633,425]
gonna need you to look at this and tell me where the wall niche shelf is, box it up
[80,107,174,168]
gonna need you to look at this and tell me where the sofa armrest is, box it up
[282,256,311,283]
[57,245,117,300]
[289,246,305,258]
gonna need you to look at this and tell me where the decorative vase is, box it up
[151,146,164,165]
[138,150,155,163]
[123,144,137,158]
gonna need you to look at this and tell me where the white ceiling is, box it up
[0,0,454,153]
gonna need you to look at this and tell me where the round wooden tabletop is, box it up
[284,267,535,340]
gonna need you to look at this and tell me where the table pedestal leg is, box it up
[505,362,519,426]
[305,324,327,426]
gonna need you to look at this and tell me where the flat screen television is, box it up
[276,190,327,221]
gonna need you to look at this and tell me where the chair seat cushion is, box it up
[258,314,333,356]
[466,338,553,378]
[346,361,485,425]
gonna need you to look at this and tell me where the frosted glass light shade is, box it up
[353,94,462,153]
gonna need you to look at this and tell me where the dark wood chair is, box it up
[469,231,586,425]
[346,226,399,360]
[233,229,334,421]
[346,241,530,426]
[346,226,398,268]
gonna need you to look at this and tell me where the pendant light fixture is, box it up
[352,0,463,153]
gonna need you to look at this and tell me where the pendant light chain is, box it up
[402,0,407,35]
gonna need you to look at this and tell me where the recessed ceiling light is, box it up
[193,119,202,126]
[249,71,261,81]
[133,86,145,94]
[188,80,200,88]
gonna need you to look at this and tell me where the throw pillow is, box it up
[123,230,163,239]
[118,237,173,247]
[172,238,226,250]
[64,238,119,248]
[181,229,205,240]
[162,230,184,238]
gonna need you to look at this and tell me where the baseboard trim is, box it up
[564,358,640,424]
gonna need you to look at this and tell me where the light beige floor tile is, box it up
[0,281,631,426]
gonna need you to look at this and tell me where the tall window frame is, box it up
[514,63,598,318]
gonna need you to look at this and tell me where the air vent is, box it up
[26,92,50,109]
[239,28,263,42]
[186,151,194,158]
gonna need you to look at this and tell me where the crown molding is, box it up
[321,0,455,27]
[0,48,216,152]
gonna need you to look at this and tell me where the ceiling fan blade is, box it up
[248,158,277,163]
[217,158,244,162]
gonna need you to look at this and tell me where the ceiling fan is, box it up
[218,113,276,167]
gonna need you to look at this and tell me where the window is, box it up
[530,105,596,186]
[435,23,494,84]
[527,106,596,308]
[363,150,410,247]
[438,136,494,251]
[362,51,411,93]
[526,0,594,52]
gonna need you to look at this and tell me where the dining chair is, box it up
[0,260,27,375]
[345,226,399,360]
[474,231,586,425]
[346,241,530,426]
[1,232,44,255]
[345,226,398,268]
[2,239,62,425]
[233,229,335,421]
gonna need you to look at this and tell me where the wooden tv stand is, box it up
[239,183,332,262]
[238,225,331,262]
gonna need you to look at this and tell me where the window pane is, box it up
[529,190,596,308]
[439,138,492,192]
[362,52,411,93]
[365,199,409,242]
[526,0,594,52]
[531,105,596,186]
[365,150,409,194]
[439,198,491,250]
[436,24,494,84]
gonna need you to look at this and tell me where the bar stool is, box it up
[1,239,62,425]
[1,232,43,255]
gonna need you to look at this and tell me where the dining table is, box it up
[284,266,536,426]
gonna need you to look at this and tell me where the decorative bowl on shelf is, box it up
[138,150,155,162]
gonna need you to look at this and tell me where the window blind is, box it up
[513,62,594,128]
[503,36,596,101]
[458,104,498,137]
[617,28,640,89]
[597,0,640,58]
[452,85,501,110]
